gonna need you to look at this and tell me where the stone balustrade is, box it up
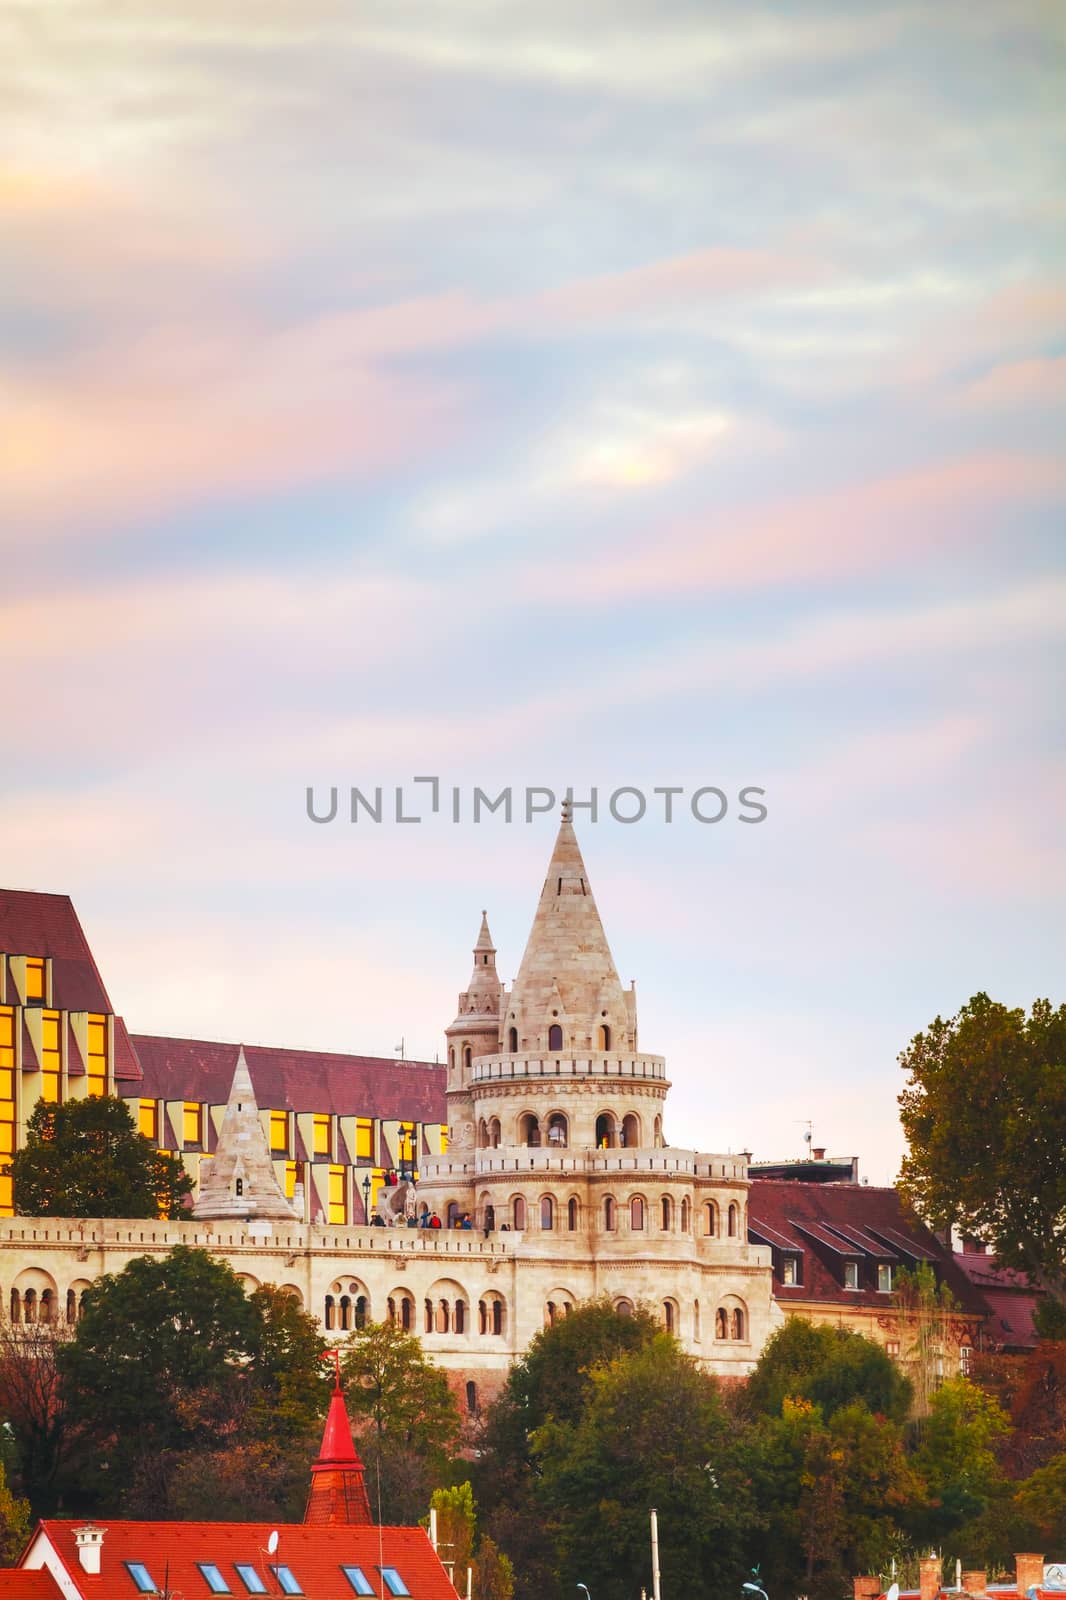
[470,1052,668,1084]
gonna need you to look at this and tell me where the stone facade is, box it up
[0,809,779,1386]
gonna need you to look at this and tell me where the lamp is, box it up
[361,1173,372,1222]
[744,1584,769,1600]
[577,1586,591,1600]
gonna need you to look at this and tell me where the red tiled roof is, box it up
[954,1252,1043,1349]
[0,892,113,1015]
[0,1573,63,1598]
[747,1179,988,1316]
[131,1035,446,1122]
[37,1520,459,1600]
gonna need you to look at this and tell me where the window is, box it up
[603,1196,616,1231]
[328,1164,347,1225]
[630,1196,645,1231]
[704,1201,717,1237]
[465,1380,478,1415]
[547,1023,563,1051]
[680,1197,690,1231]
[960,1345,973,1375]
[727,1202,738,1237]
[508,1027,518,1051]
[25,958,45,1001]
[877,1264,894,1293]
[183,1102,202,1145]
[843,1260,860,1290]
[885,1339,901,1358]
[270,1111,289,1153]
[124,1563,159,1594]
[87,1013,107,1096]
[138,1099,157,1140]
[41,1010,61,1102]
[512,1196,526,1230]
[313,1114,331,1156]
[597,1023,611,1050]
[235,1567,268,1595]
[342,1570,375,1597]
[355,1117,373,1159]
[781,1256,799,1286]
[661,1196,672,1230]
[567,1197,578,1230]
[0,1007,16,1215]
[270,1568,303,1597]
[198,1565,232,1595]
[379,1569,412,1597]
[540,1195,554,1230]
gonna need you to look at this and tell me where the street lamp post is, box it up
[361,1173,372,1223]
[577,1585,591,1600]
[744,1583,769,1600]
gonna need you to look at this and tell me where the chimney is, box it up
[962,1574,987,1595]
[1015,1555,1044,1595]
[73,1525,106,1575]
[813,1147,826,1160]
[854,1580,881,1600]
[920,1556,943,1600]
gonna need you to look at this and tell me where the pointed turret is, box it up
[505,805,633,1054]
[304,1373,372,1525]
[192,1046,299,1223]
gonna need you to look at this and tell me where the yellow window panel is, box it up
[0,1173,12,1215]
[0,1124,13,1153]
[183,1103,202,1144]
[41,1011,61,1075]
[270,1111,288,1153]
[355,1118,373,1159]
[87,1077,106,1099]
[328,1164,347,1224]
[41,1075,60,1104]
[440,1124,449,1152]
[313,1114,331,1155]
[284,1160,297,1198]
[25,959,45,1001]
[87,1014,108,1081]
[139,1100,158,1139]
[0,1070,12,1100]
[0,1007,14,1059]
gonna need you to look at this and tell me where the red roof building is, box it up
[954,1243,1045,1352]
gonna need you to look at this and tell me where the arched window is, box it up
[9,1288,19,1324]
[731,1306,745,1340]
[540,1195,554,1231]
[519,1113,540,1147]
[595,1112,617,1148]
[681,1197,691,1232]
[462,1045,472,1072]
[436,1300,450,1334]
[545,1301,556,1327]
[40,1289,54,1324]
[480,1296,505,1336]
[448,1047,455,1074]
[324,1294,336,1331]
[339,1295,352,1331]
[663,1301,675,1333]
[567,1197,578,1231]
[455,1300,466,1335]
[466,1381,478,1416]
[660,1196,672,1230]
[23,1289,37,1325]
[447,1201,460,1227]
[616,1298,634,1317]
[728,1202,738,1237]
[694,1300,701,1341]
[484,1204,495,1231]
[66,1288,77,1324]
[478,1120,489,1148]
[653,1115,663,1147]
[513,1196,526,1230]
[546,1113,568,1147]
[622,1113,640,1149]
[597,1023,611,1050]
[704,1201,718,1237]
[355,1296,368,1330]
[401,1295,412,1331]
[493,1298,504,1336]
[715,1307,727,1339]
[603,1196,616,1231]
[490,1118,501,1147]
[630,1196,645,1231]
[548,1023,563,1052]
[508,1027,518,1052]
[424,1299,434,1334]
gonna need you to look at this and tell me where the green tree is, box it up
[747,1318,913,1423]
[1015,1451,1066,1547]
[431,1481,476,1597]
[906,1377,1010,1546]
[532,1334,756,1600]
[752,1397,918,1600]
[890,1263,960,1419]
[9,1096,192,1219]
[340,1320,461,1524]
[0,1317,74,1516]
[898,994,1066,1307]
[0,1458,30,1566]
[58,1246,329,1513]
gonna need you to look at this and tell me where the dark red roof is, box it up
[131,1035,446,1121]
[747,1180,988,1316]
[955,1251,1044,1349]
[34,1520,458,1600]
[0,892,113,1015]
[0,1572,62,1598]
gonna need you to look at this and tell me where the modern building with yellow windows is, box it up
[0,889,446,1224]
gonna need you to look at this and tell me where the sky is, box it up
[2,0,1064,1184]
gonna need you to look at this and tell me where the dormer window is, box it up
[781,1255,801,1286]
[25,958,45,1003]
[877,1264,894,1293]
[843,1261,860,1290]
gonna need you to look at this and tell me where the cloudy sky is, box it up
[2,1,1064,1182]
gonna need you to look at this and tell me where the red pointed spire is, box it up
[305,1359,372,1526]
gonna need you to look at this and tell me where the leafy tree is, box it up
[898,994,1066,1307]
[0,1458,30,1566]
[166,1434,320,1523]
[752,1397,918,1600]
[9,1096,192,1219]
[431,1481,476,1597]
[340,1320,460,1524]
[906,1377,1010,1546]
[890,1264,961,1418]
[472,1535,514,1600]
[1015,1451,1066,1547]
[58,1246,329,1513]
[532,1334,756,1600]
[0,1317,75,1516]
[747,1318,912,1423]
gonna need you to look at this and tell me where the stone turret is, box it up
[443,912,502,1154]
[192,1046,298,1223]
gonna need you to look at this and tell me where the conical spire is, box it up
[475,910,494,953]
[192,1046,299,1223]
[305,1366,372,1526]
[507,807,630,1053]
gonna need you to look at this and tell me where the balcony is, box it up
[470,1053,668,1085]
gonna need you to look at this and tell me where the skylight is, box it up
[342,1569,376,1597]
[379,1569,412,1597]
[270,1567,304,1597]
[125,1563,159,1594]
[198,1564,232,1594]
[234,1567,268,1595]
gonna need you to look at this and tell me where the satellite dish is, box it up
[886,1584,900,1600]
[267,1531,279,1555]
